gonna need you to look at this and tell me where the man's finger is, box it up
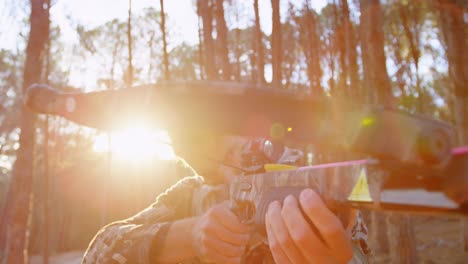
[204,220,250,246]
[299,189,353,262]
[211,204,250,234]
[266,205,292,264]
[281,195,330,263]
[204,247,242,264]
[202,234,246,257]
[267,200,306,264]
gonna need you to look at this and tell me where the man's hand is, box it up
[266,189,354,264]
[192,203,250,264]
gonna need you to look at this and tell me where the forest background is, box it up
[0,0,467,263]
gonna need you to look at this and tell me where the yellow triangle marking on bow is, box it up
[348,168,372,202]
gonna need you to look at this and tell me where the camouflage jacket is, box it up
[82,174,369,264]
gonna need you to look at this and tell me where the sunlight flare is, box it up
[93,126,175,162]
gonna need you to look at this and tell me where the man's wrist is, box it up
[188,217,201,257]
[150,217,201,263]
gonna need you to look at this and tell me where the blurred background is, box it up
[0,0,467,263]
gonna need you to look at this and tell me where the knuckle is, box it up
[232,236,246,247]
[225,257,241,264]
[241,234,250,243]
[204,220,214,229]
[199,245,209,258]
[200,234,210,246]
[232,246,244,256]
[269,240,281,252]
[205,250,217,261]
[291,230,309,247]
[199,222,210,233]
[206,207,216,218]
[323,219,343,236]
[277,233,289,246]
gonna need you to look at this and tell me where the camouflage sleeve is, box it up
[82,175,204,264]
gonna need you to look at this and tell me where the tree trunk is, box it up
[465,220,468,252]
[388,214,417,263]
[253,0,265,84]
[271,0,282,88]
[399,2,422,112]
[302,1,322,96]
[43,5,52,262]
[341,0,359,101]
[234,28,241,81]
[0,0,50,263]
[110,40,122,89]
[214,0,230,80]
[199,0,217,79]
[367,211,389,255]
[147,32,155,82]
[127,0,133,86]
[359,0,392,105]
[439,0,467,142]
[334,1,347,97]
[360,0,417,261]
[160,0,170,80]
[438,0,467,251]
[196,2,205,80]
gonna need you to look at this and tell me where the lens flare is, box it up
[93,126,175,163]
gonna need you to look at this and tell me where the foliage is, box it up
[0,0,466,260]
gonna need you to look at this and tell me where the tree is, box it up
[398,0,424,112]
[253,0,265,84]
[126,0,134,86]
[196,1,205,80]
[198,0,216,79]
[76,8,167,88]
[214,0,231,80]
[359,0,393,105]
[77,19,127,89]
[360,1,417,262]
[359,0,393,258]
[333,0,347,97]
[298,1,322,95]
[0,0,50,263]
[438,0,467,143]
[227,26,257,81]
[271,0,282,88]
[282,4,302,89]
[169,43,199,80]
[340,0,359,101]
[319,3,340,96]
[437,0,467,251]
[0,50,24,220]
[136,8,164,83]
[160,0,170,80]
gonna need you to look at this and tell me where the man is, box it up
[82,135,369,264]
[23,84,368,263]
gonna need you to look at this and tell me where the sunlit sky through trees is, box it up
[1,0,329,89]
[0,0,453,165]
[0,0,325,166]
[1,0,328,51]
[0,0,442,91]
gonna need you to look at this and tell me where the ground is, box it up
[369,216,468,263]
